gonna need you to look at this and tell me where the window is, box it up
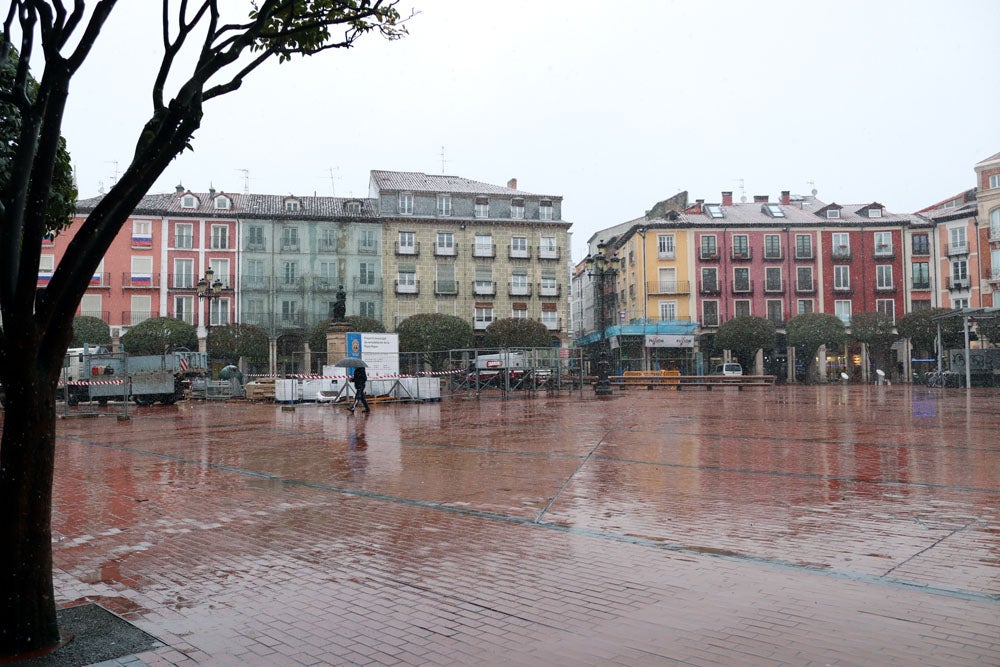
[80,294,102,320]
[951,259,968,288]
[826,208,841,219]
[700,235,718,259]
[280,300,298,323]
[436,231,455,256]
[511,271,529,295]
[539,236,557,258]
[702,300,719,327]
[130,256,153,286]
[211,259,229,289]
[345,201,362,215]
[90,258,104,286]
[766,300,783,325]
[539,200,553,221]
[358,228,377,254]
[876,265,894,290]
[358,262,376,286]
[244,299,264,324]
[765,267,782,292]
[764,234,781,259]
[175,223,193,249]
[795,234,813,259]
[318,261,337,286]
[659,300,677,320]
[657,234,675,259]
[510,198,525,219]
[764,203,785,218]
[734,300,751,317]
[954,297,969,309]
[868,207,882,218]
[284,199,300,212]
[397,263,417,293]
[540,269,558,296]
[796,266,813,292]
[475,264,494,295]
[512,303,528,319]
[281,227,299,251]
[657,267,677,293]
[990,174,1000,189]
[211,224,229,249]
[181,194,197,209]
[475,197,489,218]
[511,236,528,258]
[733,267,750,292]
[437,194,452,216]
[912,234,929,255]
[474,306,494,330]
[246,260,265,288]
[38,254,54,284]
[436,264,457,294]
[990,209,1000,240]
[358,301,376,318]
[399,192,413,215]
[701,267,718,292]
[874,231,892,256]
[835,300,852,324]
[130,295,152,325]
[834,265,850,291]
[282,261,298,285]
[541,306,558,329]
[398,231,416,254]
[318,228,337,252]
[245,226,264,251]
[705,204,724,218]
[174,296,194,325]
[475,234,493,257]
[876,299,895,323]
[132,220,152,248]
[832,233,850,257]
[912,262,930,289]
[732,234,749,258]
[797,299,814,315]
[173,258,194,288]
[949,226,967,255]
[214,196,230,210]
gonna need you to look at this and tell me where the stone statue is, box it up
[333,285,347,321]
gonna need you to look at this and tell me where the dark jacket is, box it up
[352,367,367,388]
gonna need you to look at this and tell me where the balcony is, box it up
[795,281,816,294]
[280,242,300,252]
[435,245,456,257]
[763,250,784,262]
[794,250,815,261]
[647,280,691,295]
[168,273,197,290]
[313,278,339,292]
[276,277,305,291]
[732,279,754,294]
[702,314,720,327]
[121,272,160,289]
[946,242,968,256]
[509,283,532,297]
[395,241,420,256]
[121,310,160,326]
[699,250,720,261]
[538,283,561,297]
[831,247,852,261]
[538,246,561,260]
[911,244,930,257]
[357,241,378,255]
[874,245,895,260]
[911,280,931,290]
[243,276,270,291]
[352,277,382,293]
[79,310,110,322]
[983,268,1000,284]
[89,272,111,288]
[276,312,306,329]
[473,319,493,331]
[730,249,753,262]
[472,244,495,258]
[875,284,897,294]
[473,281,496,296]
[699,280,721,295]
[540,317,562,331]
[946,276,969,291]
[763,279,785,294]
[434,280,459,295]
[991,229,1000,243]
[833,284,854,296]
[317,241,337,253]
[395,279,419,295]
[245,242,265,251]
[509,246,531,260]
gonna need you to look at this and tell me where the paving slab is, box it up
[32,384,1000,665]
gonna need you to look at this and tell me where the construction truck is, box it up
[62,346,208,406]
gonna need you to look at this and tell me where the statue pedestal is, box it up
[326,322,352,365]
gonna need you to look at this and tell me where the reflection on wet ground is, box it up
[44,385,1000,665]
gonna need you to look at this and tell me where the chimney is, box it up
[507,178,517,190]
[722,191,733,206]
[209,185,216,197]
[753,194,769,203]
[780,190,790,205]
[175,183,185,193]
[694,198,704,214]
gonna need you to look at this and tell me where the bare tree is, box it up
[0,1,406,657]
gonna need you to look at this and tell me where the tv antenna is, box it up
[737,177,747,203]
[440,146,448,174]
[237,169,250,194]
[106,160,120,187]
[327,167,341,196]
[807,180,818,196]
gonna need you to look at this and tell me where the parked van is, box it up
[712,363,743,376]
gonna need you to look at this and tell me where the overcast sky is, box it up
[59,0,1000,260]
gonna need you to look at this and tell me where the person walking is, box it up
[349,366,370,413]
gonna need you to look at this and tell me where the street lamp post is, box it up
[585,241,621,396]
[197,267,224,354]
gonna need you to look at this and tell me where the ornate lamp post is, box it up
[197,266,224,354]
[585,241,621,396]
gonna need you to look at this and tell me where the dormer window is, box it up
[511,198,525,219]
[345,201,362,215]
[704,204,724,219]
[763,203,785,218]
[284,198,301,212]
[869,207,882,218]
[214,195,231,210]
[827,209,841,219]
[181,194,197,209]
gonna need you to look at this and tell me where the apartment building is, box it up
[975,152,1000,307]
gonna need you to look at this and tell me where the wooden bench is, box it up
[612,374,776,390]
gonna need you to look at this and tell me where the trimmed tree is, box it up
[896,308,964,357]
[975,316,1000,347]
[70,316,111,348]
[119,317,197,355]
[482,317,552,349]
[0,4,406,655]
[308,316,386,354]
[208,324,269,366]
[713,316,775,373]
[850,312,898,379]
[786,313,846,383]
[397,313,473,371]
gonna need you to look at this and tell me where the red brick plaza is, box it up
[44,385,1000,665]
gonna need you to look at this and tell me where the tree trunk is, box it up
[0,357,61,657]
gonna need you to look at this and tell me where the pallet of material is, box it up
[245,378,276,401]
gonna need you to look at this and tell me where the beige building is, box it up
[369,171,571,344]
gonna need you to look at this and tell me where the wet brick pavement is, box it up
[37,385,1000,665]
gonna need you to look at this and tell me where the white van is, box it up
[712,363,743,376]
